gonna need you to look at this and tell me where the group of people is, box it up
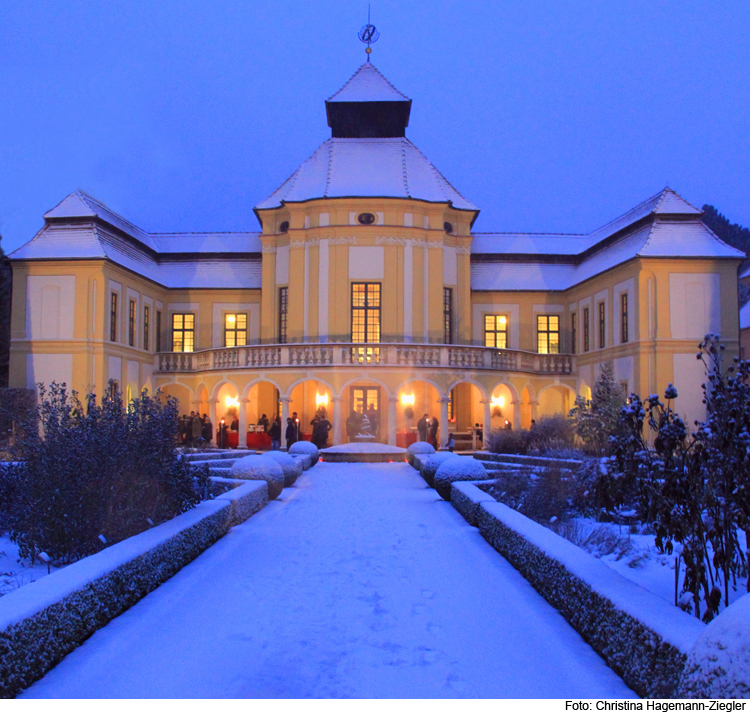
[346,403,380,441]
[417,413,439,449]
[261,408,332,450]
[178,411,212,446]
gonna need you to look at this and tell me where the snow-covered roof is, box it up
[327,62,409,103]
[472,188,709,256]
[151,232,261,254]
[472,217,743,292]
[256,137,477,211]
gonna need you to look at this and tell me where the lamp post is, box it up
[220,418,226,449]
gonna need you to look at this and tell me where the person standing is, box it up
[428,416,439,449]
[417,413,429,442]
[269,416,282,450]
[367,403,380,440]
[191,412,203,444]
[346,410,360,442]
[285,416,298,447]
[257,414,269,432]
[312,414,332,449]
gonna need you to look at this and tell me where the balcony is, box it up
[156,343,575,376]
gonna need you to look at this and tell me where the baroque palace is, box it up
[8,61,744,449]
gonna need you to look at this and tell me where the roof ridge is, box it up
[323,138,334,198]
[400,139,411,197]
[653,186,702,215]
[405,138,472,207]
[585,188,664,237]
[473,231,586,237]
[326,61,409,102]
[151,231,261,236]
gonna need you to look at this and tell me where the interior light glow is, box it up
[400,393,415,406]
[225,396,239,408]
[316,393,328,408]
[491,395,505,407]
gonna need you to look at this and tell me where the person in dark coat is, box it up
[285,417,298,447]
[346,411,360,441]
[428,417,439,449]
[312,416,332,448]
[202,414,212,443]
[366,403,380,439]
[192,413,203,443]
[257,414,269,432]
[269,416,282,450]
[417,414,429,442]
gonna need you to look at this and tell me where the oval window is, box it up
[279,221,289,233]
[358,212,376,225]
[443,221,454,234]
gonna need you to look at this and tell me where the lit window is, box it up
[172,313,195,352]
[484,314,508,348]
[278,288,288,343]
[351,283,381,343]
[537,315,560,354]
[443,288,453,344]
[224,313,247,347]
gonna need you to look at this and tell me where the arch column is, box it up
[238,397,249,449]
[387,396,398,446]
[209,398,218,447]
[438,396,450,450]
[530,399,539,427]
[511,399,521,431]
[280,397,291,450]
[332,396,342,445]
[480,399,492,450]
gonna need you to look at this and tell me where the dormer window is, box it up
[444,221,454,234]
[357,212,376,225]
[279,221,289,233]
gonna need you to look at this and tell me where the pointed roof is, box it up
[327,61,409,103]
[256,137,477,212]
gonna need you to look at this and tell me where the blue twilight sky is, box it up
[2,0,749,254]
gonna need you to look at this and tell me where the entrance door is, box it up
[349,386,381,441]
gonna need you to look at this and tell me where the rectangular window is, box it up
[351,282,381,343]
[443,288,453,344]
[484,314,508,348]
[598,301,606,349]
[278,287,288,344]
[172,313,195,352]
[621,293,629,344]
[571,312,577,354]
[448,388,456,422]
[156,310,162,352]
[143,306,150,351]
[128,300,136,347]
[537,315,560,354]
[110,293,118,342]
[224,313,247,347]
[583,308,590,352]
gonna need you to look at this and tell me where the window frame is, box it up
[483,314,508,349]
[583,307,590,352]
[620,293,629,344]
[224,312,248,348]
[128,299,136,347]
[110,292,118,343]
[143,305,150,351]
[350,282,381,344]
[155,310,162,352]
[443,287,453,344]
[278,287,288,344]
[571,311,577,354]
[598,301,606,349]
[172,312,195,353]
[536,314,560,355]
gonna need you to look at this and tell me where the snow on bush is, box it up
[230,454,284,499]
[420,452,459,487]
[406,441,435,466]
[677,593,750,698]
[449,481,496,527]
[288,440,319,466]
[476,501,704,698]
[291,453,312,471]
[262,451,302,487]
[0,481,268,699]
[433,456,488,501]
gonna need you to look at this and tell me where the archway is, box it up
[242,380,281,450]
[340,377,392,445]
[447,381,487,451]
[520,385,535,431]
[537,384,575,420]
[396,379,441,448]
[288,379,334,448]
[489,382,517,439]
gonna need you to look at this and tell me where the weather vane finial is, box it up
[358,4,379,59]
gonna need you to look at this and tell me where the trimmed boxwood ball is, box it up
[263,450,302,486]
[230,454,285,499]
[433,456,488,501]
[406,441,435,466]
[289,440,319,466]
[421,452,460,487]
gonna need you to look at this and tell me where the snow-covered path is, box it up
[22,463,635,698]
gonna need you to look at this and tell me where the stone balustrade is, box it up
[156,343,575,375]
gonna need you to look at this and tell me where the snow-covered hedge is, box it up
[433,457,488,501]
[420,452,459,487]
[288,440,319,465]
[0,480,267,698]
[262,450,302,487]
[231,454,285,499]
[450,481,497,527]
[291,453,312,471]
[676,593,750,698]
[475,501,704,698]
[406,441,435,466]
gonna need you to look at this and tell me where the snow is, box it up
[0,535,61,598]
[406,442,435,455]
[256,138,477,212]
[327,62,409,103]
[19,463,634,698]
[325,443,406,454]
[230,454,284,499]
[678,593,750,698]
[262,450,302,486]
[481,502,705,654]
[741,300,750,330]
[434,456,488,483]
